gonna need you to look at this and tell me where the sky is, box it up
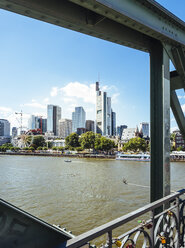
[0,0,185,133]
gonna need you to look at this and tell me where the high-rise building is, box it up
[12,127,18,138]
[96,82,113,136]
[40,118,47,134]
[111,111,116,136]
[86,120,94,132]
[47,105,62,136]
[28,115,47,134]
[59,119,72,138]
[139,122,149,137]
[0,119,10,137]
[117,125,127,138]
[72,107,86,133]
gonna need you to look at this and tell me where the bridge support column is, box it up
[150,41,170,203]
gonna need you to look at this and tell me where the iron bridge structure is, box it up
[0,0,185,247]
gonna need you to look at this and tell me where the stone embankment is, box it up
[0,152,116,159]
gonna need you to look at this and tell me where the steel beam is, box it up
[70,0,185,49]
[0,0,152,52]
[170,71,184,91]
[150,41,170,203]
[171,90,185,140]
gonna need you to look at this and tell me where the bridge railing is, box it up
[67,189,185,248]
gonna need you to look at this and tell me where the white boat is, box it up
[116,153,150,161]
[64,159,72,162]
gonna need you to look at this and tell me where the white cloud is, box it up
[0,106,12,113]
[63,97,75,103]
[171,126,178,132]
[43,98,49,103]
[23,102,46,109]
[178,95,185,99]
[112,93,120,104]
[60,82,96,104]
[50,87,58,97]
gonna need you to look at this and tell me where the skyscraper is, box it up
[59,119,72,138]
[0,119,10,137]
[72,107,86,133]
[139,122,149,137]
[86,120,94,132]
[47,105,61,136]
[111,111,116,136]
[96,82,112,136]
[117,125,127,138]
[28,115,47,134]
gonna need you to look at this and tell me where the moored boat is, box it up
[116,153,150,161]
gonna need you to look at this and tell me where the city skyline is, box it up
[0,1,185,132]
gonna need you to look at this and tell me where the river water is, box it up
[0,155,184,240]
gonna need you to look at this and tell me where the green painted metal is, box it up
[70,0,185,48]
[0,0,152,52]
[150,41,170,203]
[170,71,184,91]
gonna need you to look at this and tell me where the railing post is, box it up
[107,231,112,248]
[151,210,155,247]
[176,196,180,247]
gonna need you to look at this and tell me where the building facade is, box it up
[59,119,72,138]
[12,127,18,138]
[173,130,185,149]
[117,125,128,138]
[0,119,11,145]
[96,82,113,136]
[0,119,10,137]
[47,105,61,136]
[28,115,47,134]
[111,111,116,136]
[86,120,94,132]
[139,122,149,138]
[72,107,86,133]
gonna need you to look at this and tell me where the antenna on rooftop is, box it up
[98,72,100,82]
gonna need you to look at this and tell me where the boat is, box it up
[64,159,72,162]
[116,153,150,161]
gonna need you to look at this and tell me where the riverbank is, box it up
[0,152,116,159]
[1,152,185,162]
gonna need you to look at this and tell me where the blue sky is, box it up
[0,0,185,132]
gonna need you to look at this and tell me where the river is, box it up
[0,155,184,241]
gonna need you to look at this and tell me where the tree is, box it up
[79,131,96,150]
[37,146,43,150]
[122,137,147,153]
[32,136,46,148]
[170,133,176,142]
[99,136,115,152]
[65,133,79,148]
[94,133,102,151]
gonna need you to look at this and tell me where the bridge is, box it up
[0,0,185,247]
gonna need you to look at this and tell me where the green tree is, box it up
[94,133,102,151]
[99,136,115,152]
[170,133,176,142]
[79,131,96,150]
[52,147,58,150]
[37,146,43,150]
[122,137,147,153]
[32,136,46,149]
[177,146,183,151]
[65,133,79,148]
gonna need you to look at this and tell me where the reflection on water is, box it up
[0,155,184,237]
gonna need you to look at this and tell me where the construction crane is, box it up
[15,110,23,134]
